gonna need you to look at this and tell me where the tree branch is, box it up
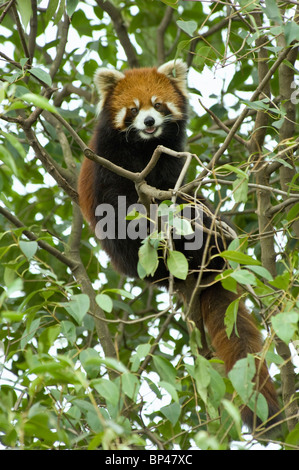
[21,122,78,203]
[157,6,174,65]
[49,13,70,80]
[28,0,38,62]
[0,0,16,24]
[95,0,139,68]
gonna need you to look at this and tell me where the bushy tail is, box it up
[200,282,281,431]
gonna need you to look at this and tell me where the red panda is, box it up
[78,60,281,431]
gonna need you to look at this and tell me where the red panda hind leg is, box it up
[200,282,281,431]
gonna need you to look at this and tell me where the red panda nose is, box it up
[144,116,155,127]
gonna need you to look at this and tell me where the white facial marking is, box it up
[134,108,163,130]
[133,98,140,108]
[114,107,127,128]
[151,96,157,105]
[166,101,182,118]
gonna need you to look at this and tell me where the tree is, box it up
[0,0,298,451]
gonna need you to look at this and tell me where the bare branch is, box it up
[157,6,174,65]
[95,0,139,68]
[0,0,15,24]
[21,123,78,203]
[50,13,70,80]
[198,98,248,147]
[28,0,38,62]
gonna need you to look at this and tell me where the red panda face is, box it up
[94,60,188,141]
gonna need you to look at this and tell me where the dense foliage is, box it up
[0,0,298,450]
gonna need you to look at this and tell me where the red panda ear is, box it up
[157,59,188,97]
[94,68,125,109]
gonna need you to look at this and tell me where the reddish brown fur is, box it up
[201,282,280,429]
[78,159,96,228]
[109,68,185,123]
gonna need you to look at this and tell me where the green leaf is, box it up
[0,131,26,158]
[21,318,41,349]
[24,414,58,444]
[66,0,79,17]
[96,293,113,313]
[286,203,299,223]
[220,250,261,266]
[209,368,226,408]
[285,424,299,450]
[121,372,140,400]
[1,311,24,322]
[99,357,128,374]
[245,265,273,281]
[44,0,60,26]
[221,399,242,433]
[29,67,52,86]
[241,98,270,111]
[159,380,179,403]
[216,269,238,293]
[263,0,282,23]
[233,176,248,203]
[220,164,248,179]
[224,298,239,339]
[19,240,38,259]
[138,239,158,277]
[194,355,211,404]
[61,320,76,343]
[160,0,178,9]
[254,393,269,423]
[175,39,193,57]
[228,355,255,404]
[160,402,181,426]
[136,343,151,359]
[238,0,259,13]
[61,294,90,325]
[172,216,194,236]
[153,356,177,384]
[54,0,66,25]
[176,20,197,37]
[272,312,298,344]
[192,46,213,72]
[4,278,23,297]
[80,349,102,378]
[16,0,32,29]
[38,325,61,353]
[166,250,188,280]
[92,379,119,407]
[230,269,257,286]
[20,93,57,113]
[269,271,290,290]
[104,288,134,300]
[284,21,299,45]
[194,431,220,450]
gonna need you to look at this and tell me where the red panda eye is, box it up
[130,107,138,116]
[154,102,161,110]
